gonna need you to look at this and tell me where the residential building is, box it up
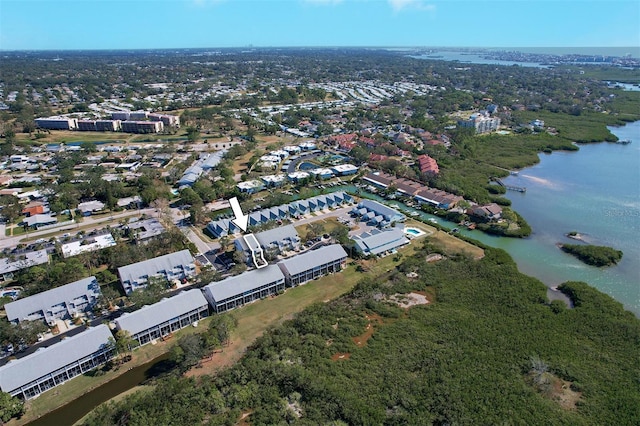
[95,120,122,132]
[261,174,286,187]
[117,249,196,294]
[120,120,163,134]
[457,113,501,134]
[23,214,57,229]
[0,325,115,400]
[126,218,166,243]
[21,201,49,217]
[234,224,301,263]
[362,171,463,210]
[207,192,353,238]
[331,164,359,176]
[202,265,285,313]
[114,290,208,347]
[61,234,116,258]
[116,195,142,209]
[237,180,266,194]
[277,244,347,286]
[416,154,439,175]
[0,249,49,281]
[34,117,78,130]
[149,113,180,127]
[310,168,334,179]
[470,203,503,221]
[77,200,106,216]
[350,199,405,227]
[288,171,310,183]
[353,227,410,257]
[4,276,101,324]
[298,141,316,151]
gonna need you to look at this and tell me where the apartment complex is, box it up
[4,276,101,325]
[203,265,286,313]
[0,325,115,400]
[277,244,347,286]
[35,117,78,130]
[117,249,196,294]
[114,290,209,347]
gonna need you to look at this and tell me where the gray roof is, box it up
[358,199,405,221]
[24,214,56,227]
[277,244,347,276]
[203,265,285,302]
[353,228,409,255]
[4,276,99,322]
[0,325,113,393]
[118,250,194,285]
[236,224,299,251]
[115,290,208,336]
[0,249,49,275]
[127,218,165,240]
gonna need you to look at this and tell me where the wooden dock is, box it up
[493,178,526,193]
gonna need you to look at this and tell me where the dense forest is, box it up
[83,242,640,425]
[560,244,624,267]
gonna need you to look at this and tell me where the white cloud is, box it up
[388,0,436,13]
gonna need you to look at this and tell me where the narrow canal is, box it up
[28,353,172,426]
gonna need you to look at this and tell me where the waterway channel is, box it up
[28,353,172,426]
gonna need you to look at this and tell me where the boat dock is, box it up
[493,178,526,193]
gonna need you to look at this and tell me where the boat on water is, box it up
[615,139,632,145]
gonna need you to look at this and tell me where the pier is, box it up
[493,178,527,193]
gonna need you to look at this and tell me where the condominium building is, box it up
[4,276,101,324]
[117,249,196,294]
[120,120,163,134]
[277,244,347,286]
[457,113,500,134]
[202,265,286,313]
[34,117,78,130]
[114,290,209,347]
[0,325,115,400]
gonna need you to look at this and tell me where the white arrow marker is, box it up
[229,197,248,232]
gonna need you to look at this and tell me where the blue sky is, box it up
[0,0,638,51]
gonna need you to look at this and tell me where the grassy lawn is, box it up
[405,219,485,260]
[295,217,345,240]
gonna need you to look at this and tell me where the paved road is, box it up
[286,152,324,173]
[0,208,157,250]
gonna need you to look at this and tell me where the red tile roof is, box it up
[416,154,439,175]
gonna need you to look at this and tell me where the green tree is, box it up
[0,391,24,423]
[186,126,200,143]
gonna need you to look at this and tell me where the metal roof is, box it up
[114,290,208,336]
[117,250,194,286]
[277,244,347,276]
[0,325,113,393]
[358,199,405,221]
[0,249,49,275]
[5,276,99,322]
[353,228,409,255]
[203,265,285,302]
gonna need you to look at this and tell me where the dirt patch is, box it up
[237,411,253,426]
[352,313,383,347]
[331,352,351,361]
[426,253,445,263]
[388,292,430,309]
[528,372,582,411]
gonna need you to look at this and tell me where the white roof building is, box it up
[61,234,117,258]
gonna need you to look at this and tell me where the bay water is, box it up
[497,121,640,314]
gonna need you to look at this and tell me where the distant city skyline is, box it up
[1,0,639,52]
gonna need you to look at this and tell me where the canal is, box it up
[28,353,173,426]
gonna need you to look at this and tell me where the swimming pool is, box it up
[404,227,426,238]
[299,162,317,171]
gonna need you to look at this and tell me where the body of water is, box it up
[411,51,550,68]
[499,121,640,314]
